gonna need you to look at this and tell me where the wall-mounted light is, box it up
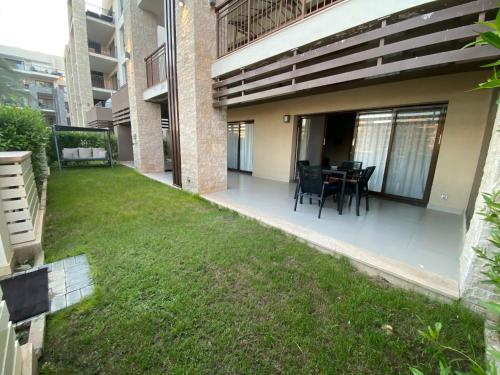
[178,0,185,6]
[283,114,291,123]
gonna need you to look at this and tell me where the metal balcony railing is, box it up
[14,62,64,76]
[85,3,113,23]
[145,44,167,88]
[216,0,343,57]
[91,73,105,89]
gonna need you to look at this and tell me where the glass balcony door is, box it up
[353,105,445,204]
[227,122,254,173]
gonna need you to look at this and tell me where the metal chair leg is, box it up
[294,192,300,211]
[355,184,360,216]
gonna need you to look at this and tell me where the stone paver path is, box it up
[47,254,94,313]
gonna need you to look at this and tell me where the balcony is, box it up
[216,0,343,57]
[144,44,168,102]
[88,41,118,75]
[111,85,130,125]
[13,63,63,79]
[38,100,55,112]
[91,73,116,101]
[87,102,113,128]
[212,0,499,107]
[35,84,54,96]
[85,3,113,23]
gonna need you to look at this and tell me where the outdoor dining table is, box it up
[322,168,363,214]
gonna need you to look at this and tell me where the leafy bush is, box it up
[47,131,118,164]
[0,105,50,189]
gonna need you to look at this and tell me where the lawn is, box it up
[41,167,484,374]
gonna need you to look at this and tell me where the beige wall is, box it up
[227,71,493,214]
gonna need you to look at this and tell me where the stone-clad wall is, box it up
[176,1,227,194]
[461,95,499,308]
[123,1,164,172]
[66,0,94,127]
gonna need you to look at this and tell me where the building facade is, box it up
[0,45,69,126]
[65,0,500,305]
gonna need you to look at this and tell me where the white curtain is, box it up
[298,118,311,161]
[384,109,440,199]
[239,122,253,172]
[353,111,392,192]
[227,123,239,170]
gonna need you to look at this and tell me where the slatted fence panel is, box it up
[0,152,39,245]
[0,289,22,375]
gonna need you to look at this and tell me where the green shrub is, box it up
[47,131,118,164]
[0,105,50,189]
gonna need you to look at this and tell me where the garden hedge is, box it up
[0,105,50,189]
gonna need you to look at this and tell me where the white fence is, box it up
[0,152,39,246]
[0,289,22,375]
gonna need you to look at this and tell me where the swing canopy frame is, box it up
[52,125,113,170]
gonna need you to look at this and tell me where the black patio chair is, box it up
[294,160,310,200]
[294,166,345,218]
[346,166,376,216]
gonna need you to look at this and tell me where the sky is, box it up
[0,0,101,57]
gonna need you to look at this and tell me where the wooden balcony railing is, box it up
[213,0,499,107]
[145,44,167,88]
[216,0,343,57]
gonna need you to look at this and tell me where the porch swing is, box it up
[52,125,113,170]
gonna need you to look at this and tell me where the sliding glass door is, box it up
[384,108,443,200]
[353,105,445,204]
[227,122,253,173]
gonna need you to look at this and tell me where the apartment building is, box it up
[0,45,69,125]
[65,0,500,305]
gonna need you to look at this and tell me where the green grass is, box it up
[41,167,483,374]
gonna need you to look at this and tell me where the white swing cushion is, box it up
[92,148,107,159]
[62,148,78,160]
[78,148,92,159]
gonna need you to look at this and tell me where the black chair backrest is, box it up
[340,160,363,170]
[299,166,324,195]
[359,166,376,188]
[297,160,310,168]
[296,160,310,178]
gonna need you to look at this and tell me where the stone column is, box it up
[461,95,500,307]
[123,3,164,173]
[175,1,227,194]
[69,0,94,127]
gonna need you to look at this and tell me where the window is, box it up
[35,80,52,88]
[111,73,118,90]
[120,26,126,54]
[121,63,127,86]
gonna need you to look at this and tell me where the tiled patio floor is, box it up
[203,172,463,298]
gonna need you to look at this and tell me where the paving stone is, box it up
[66,290,82,306]
[48,270,65,282]
[63,257,76,268]
[50,294,66,313]
[80,284,94,298]
[66,274,91,286]
[49,261,64,272]
[48,282,66,295]
[67,279,91,293]
[74,254,87,265]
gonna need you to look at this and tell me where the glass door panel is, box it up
[384,108,442,200]
[239,123,253,172]
[353,111,392,192]
[227,123,239,170]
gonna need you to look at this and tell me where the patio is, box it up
[204,172,463,299]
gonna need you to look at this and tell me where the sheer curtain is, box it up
[239,122,253,172]
[353,111,392,192]
[227,123,239,170]
[384,109,441,199]
[298,118,311,161]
